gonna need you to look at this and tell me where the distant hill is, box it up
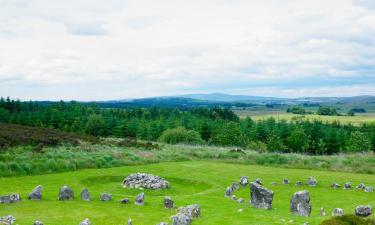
[180,93,284,103]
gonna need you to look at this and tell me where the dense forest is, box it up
[1,97,375,155]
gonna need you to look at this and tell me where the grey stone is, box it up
[164,196,174,209]
[135,192,145,205]
[120,198,129,204]
[171,213,192,225]
[365,186,373,193]
[320,207,326,216]
[100,193,112,201]
[230,195,237,201]
[231,182,240,191]
[0,193,21,204]
[79,218,91,225]
[331,182,341,189]
[127,218,132,225]
[290,190,311,217]
[28,185,43,200]
[123,173,169,190]
[344,182,351,189]
[283,179,290,185]
[237,198,244,203]
[225,186,233,197]
[80,188,91,201]
[356,183,366,190]
[0,215,16,225]
[295,181,303,186]
[332,208,344,216]
[33,221,43,225]
[250,182,274,210]
[355,205,372,217]
[177,204,201,218]
[240,176,249,186]
[254,178,262,185]
[307,177,317,187]
[58,186,74,201]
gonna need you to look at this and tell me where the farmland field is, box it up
[1,161,374,225]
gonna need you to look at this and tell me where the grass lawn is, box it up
[1,161,375,225]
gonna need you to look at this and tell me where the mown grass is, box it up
[1,161,375,224]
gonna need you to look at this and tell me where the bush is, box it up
[320,215,375,225]
[159,127,204,145]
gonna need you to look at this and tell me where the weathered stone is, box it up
[123,173,169,190]
[295,181,303,186]
[283,179,290,185]
[331,182,341,189]
[307,177,317,187]
[365,186,373,193]
[135,192,145,205]
[225,186,233,197]
[0,193,21,204]
[177,204,201,218]
[344,182,351,189]
[120,198,129,204]
[237,198,244,203]
[79,218,91,225]
[28,185,42,200]
[100,193,112,201]
[250,182,273,210]
[332,208,344,216]
[80,188,91,201]
[0,215,16,225]
[171,213,192,225]
[127,217,132,225]
[254,178,262,185]
[231,182,240,191]
[356,183,366,190]
[355,205,372,217]
[290,190,311,217]
[58,186,74,200]
[33,221,43,225]
[164,196,174,209]
[320,207,326,216]
[240,176,249,186]
[230,195,237,201]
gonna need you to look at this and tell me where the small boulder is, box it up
[177,204,201,218]
[283,179,290,185]
[0,215,16,225]
[344,182,351,189]
[28,185,43,200]
[164,196,174,209]
[58,186,74,200]
[356,183,366,190]
[365,186,373,193]
[100,193,112,201]
[33,221,44,225]
[79,218,91,225]
[231,182,240,191]
[307,177,317,187]
[332,208,344,216]
[355,205,372,217]
[135,192,145,205]
[250,182,274,210]
[224,186,233,197]
[230,195,237,201]
[290,190,311,217]
[240,176,249,186]
[80,188,91,201]
[0,193,21,204]
[331,182,341,189]
[171,213,192,225]
[254,178,262,185]
[295,181,303,186]
[120,198,129,204]
[320,207,326,216]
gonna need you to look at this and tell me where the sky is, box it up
[0,0,375,101]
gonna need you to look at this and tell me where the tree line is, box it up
[1,97,375,154]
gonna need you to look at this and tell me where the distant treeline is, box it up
[1,97,375,154]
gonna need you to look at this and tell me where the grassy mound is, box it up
[0,161,375,224]
[320,215,375,225]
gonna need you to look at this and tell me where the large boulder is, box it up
[306,177,317,186]
[80,188,91,201]
[171,213,192,225]
[123,173,169,190]
[250,182,274,210]
[164,196,174,209]
[177,204,201,218]
[355,205,372,217]
[79,218,91,225]
[28,185,43,200]
[58,186,74,200]
[240,176,249,186]
[290,190,311,217]
[0,193,21,204]
[332,208,344,216]
[135,192,145,205]
[0,215,16,225]
[100,193,112,201]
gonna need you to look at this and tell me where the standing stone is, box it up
[240,176,249,186]
[177,204,201,218]
[355,205,372,217]
[0,215,16,225]
[164,196,174,209]
[0,193,21,203]
[127,217,132,225]
[80,188,91,201]
[171,213,192,225]
[100,193,112,201]
[79,218,91,225]
[254,178,263,185]
[331,182,341,189]
[225,186,233,197]
[58,186,74,200]
[283,179,290,185]
[332,208,344,216]
[344,182,351,189]
[135,192,145,205]
[33,221,43,225]
[290,190,311,217]
[250,182,274,210]
[365,186,373,193]
[28,185,43,200]
[295,181,303,186]
[320,208,326,216]
[356,183,366,190]
[120,198,129,204]
[307,177,317,186]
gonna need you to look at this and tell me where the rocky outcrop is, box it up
[0,193,21,204]
[290,190,311,217]
[58,186,74,200]
[123,173,169,190]
[28,185,42,200]
[80,188,91,201]
[355,205,372,217]
[135,192,145,205]
[164,196,174,209]
[250,182,274,210]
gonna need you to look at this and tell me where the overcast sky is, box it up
[1,0,375,100]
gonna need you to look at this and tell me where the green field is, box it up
[1,161,374,225]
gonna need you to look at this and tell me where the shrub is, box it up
[320,215,375,225]
[159,127,204,144]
